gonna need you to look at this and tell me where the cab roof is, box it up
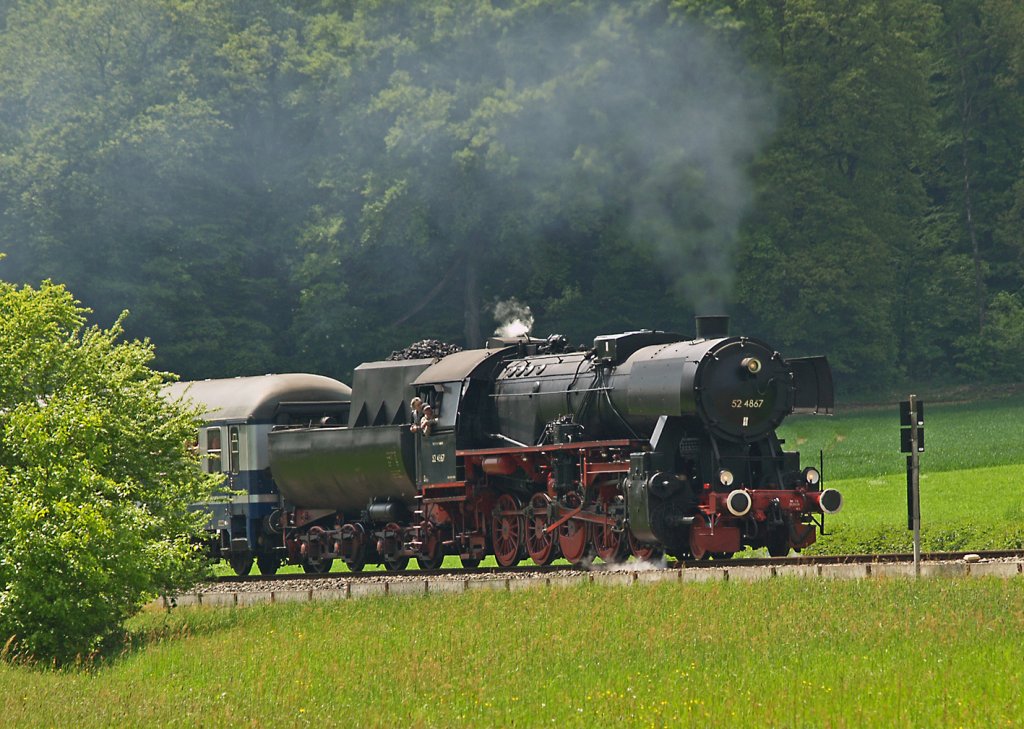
[411,346,513,385]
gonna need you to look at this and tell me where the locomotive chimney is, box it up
[695,315,730,339]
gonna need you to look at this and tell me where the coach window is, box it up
[229,426,240,475]
[204,428,222,474]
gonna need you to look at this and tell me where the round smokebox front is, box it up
[693,338,792,441]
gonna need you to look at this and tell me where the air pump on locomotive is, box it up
[262,315,840,572]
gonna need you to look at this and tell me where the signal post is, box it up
[900,396,925,575]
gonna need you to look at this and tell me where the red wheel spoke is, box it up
[592,509,627,564]
[491,494,524,567]
[558,523,593,568]
[525,493,558,565]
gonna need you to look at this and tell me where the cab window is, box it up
[436,382,460,430]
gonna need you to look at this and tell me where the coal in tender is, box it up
[386,339,463,361]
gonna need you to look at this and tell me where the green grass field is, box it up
[778,391,1024,479]
[3,578,1024,727]
[781,391,1024,554]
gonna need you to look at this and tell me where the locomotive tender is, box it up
[265,315,841,573]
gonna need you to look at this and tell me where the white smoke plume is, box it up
[493,297,534,338]
[591,557,670,573]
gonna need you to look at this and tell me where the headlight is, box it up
[741,357,762,374]
[803,467,821,486]
[718,469,734,487]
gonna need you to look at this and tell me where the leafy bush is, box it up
[0,277,216,664]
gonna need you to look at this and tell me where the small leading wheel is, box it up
[491,493,524,568]
[525,493,558,566]
[256,553,282,575]
[384,555,410,572]
[302,557,334,574]
[627,530,664,563]
[229,554,254,577]
[688,519,711,562]
[592,520,628,564]
[689,542,709,561]
[460,556,482,569]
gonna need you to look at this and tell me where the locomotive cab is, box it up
[414,381,461,485]
[410,346,516,485]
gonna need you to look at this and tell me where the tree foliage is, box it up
[0,275,214,664]
[0,0,1021,391]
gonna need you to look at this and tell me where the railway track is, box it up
[148,549,1024,608]
[212,549,1024,587]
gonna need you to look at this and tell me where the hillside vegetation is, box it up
[0,0,1022,392]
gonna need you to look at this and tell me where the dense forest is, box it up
[0,0,1021,393]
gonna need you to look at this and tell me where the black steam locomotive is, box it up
[256,315,839,573]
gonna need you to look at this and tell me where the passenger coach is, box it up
[164,374,351,575]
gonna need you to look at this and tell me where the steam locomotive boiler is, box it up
[268,316,840,572]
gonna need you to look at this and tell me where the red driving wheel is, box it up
[525,493,558,565]
[491,493,524,567]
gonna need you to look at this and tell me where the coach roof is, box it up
[164,373,352,423]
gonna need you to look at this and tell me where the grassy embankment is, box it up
[3,578,1024,727]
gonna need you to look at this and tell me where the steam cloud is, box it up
[484,9,775,314]
[593,556,669,573]
[493,297,534,338]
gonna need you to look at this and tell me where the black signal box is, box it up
[900,426,925,453]
[899,400,924,427]
[899,400,925,453]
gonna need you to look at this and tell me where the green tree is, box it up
[726,0,940,386]
[0,0,312,378]
[0,273,214,664]
[934,0,1024,321]
[956,291,1024,380]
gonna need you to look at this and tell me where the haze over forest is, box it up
[0,0,1021,392]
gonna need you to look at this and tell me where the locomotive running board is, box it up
[456,439,636,456]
